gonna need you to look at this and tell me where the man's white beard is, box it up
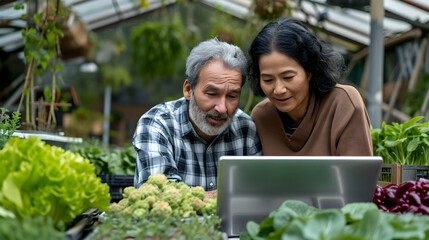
[188,93,233,136]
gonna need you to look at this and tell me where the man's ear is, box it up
[183,80,192,100]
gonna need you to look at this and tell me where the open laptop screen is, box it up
[216,156,383,237]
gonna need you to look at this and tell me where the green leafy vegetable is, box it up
[88,212,224,240]
[371,116,429,165]
[0,215,66,240]
[0,206,15,219]
[241,200,429,240]
[71,140,136,175]
[0,108,21,150]
[109,173,216,218]
[0,137,111,228]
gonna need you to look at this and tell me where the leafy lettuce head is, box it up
[0,137,111,228]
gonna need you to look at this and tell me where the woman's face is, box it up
[259,51,311,122]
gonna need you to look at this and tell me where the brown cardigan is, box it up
[251,84,373,156]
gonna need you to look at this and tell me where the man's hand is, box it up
[204,189,218,202]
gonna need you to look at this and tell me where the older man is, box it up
[133,38,262,200]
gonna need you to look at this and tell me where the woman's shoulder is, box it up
[251,98,275,118]
[333,83,361,94]
[254,97,272,107]
[325,84,365,108]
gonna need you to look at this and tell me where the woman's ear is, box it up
[307,73,312,82]
[183,80,192,100]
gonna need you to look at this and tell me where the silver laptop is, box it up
[216,156,383,237]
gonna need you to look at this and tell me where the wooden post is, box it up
[393,164,402,185]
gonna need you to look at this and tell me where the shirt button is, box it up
[209,182,214,186]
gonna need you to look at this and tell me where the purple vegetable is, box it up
[378,205,388,211]
[384,184,398,206]
[407,191,422,205]
[396,181,415,199]
[407,205,420,213]
[373,186,385,204]
[373,178,429,215]
[417,205,429,215]
[422,192,429,204]
[416,178,429,190]
[389,205,402,213]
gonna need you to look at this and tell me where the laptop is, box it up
[216,156,383,238]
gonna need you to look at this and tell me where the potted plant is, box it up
[372,116,429,186]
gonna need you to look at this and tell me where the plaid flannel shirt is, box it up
[133,97,262,190]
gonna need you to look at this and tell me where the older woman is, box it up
[248,17,372,156]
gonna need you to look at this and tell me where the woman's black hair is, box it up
[248,17,346,97]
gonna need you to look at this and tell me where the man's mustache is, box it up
[206,111,228,120]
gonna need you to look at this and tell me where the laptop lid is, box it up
[216,156,383,237]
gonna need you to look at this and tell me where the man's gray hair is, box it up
[185,38,247,89]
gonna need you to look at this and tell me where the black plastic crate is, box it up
[97,174,108,183]
[402,165,429,182]
[97,174,134,202]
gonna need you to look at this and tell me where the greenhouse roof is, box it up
[0,0,428,54]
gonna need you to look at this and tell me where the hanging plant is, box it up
[254,0,288,20]
[130,14,188,81]
[101,65,132,90]
[208,11,245,47]
[59,10,92,60]
[15,1,65,131]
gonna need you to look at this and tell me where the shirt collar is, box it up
[179,97,194,137]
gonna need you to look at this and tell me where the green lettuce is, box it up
[0,137,111,228]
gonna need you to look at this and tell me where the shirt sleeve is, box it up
[133,115,181,188]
